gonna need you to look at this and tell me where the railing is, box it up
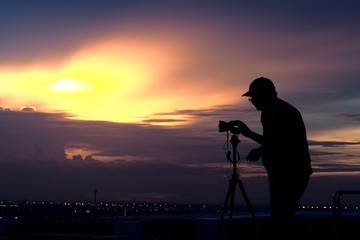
[332,190,360,238]
[333,190,360,219]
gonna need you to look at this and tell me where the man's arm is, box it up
[246,131,264,145]
[234,120,264,145]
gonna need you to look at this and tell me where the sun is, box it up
[51,78,92,93]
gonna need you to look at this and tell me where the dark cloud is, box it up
[308,139,360,175]
[185,107,253,117]
[0,111,66,161]
[0,152,232,203]
[313,164,360,173]
[141,118,186,124]
[1,109,359,204]
[309,140,360,147]
[0,110,235,202]
[142,106,257,126]
[336,113,360,121]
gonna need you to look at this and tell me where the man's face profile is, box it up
[249,94,264,111]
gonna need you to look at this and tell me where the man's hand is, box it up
[230,120,252,137]
[245,147,262,162]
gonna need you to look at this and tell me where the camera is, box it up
[218,120,241,134]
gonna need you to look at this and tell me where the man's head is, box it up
[242,77,277,110]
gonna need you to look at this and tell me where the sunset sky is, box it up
[1,0,360,206]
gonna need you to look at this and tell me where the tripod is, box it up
[216,133,257,239]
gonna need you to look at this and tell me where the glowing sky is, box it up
[0,0,360,204]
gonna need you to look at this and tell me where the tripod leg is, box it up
[216,180,236,240]
[237,180,261,240]
[220,181,233,222]
[237,180,257,223]
[228,180,236,222]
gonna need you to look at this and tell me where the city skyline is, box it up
[1,1,360,205]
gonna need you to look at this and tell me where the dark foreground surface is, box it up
[0,212,359,240]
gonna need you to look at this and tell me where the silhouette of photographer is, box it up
[236,77,313,240]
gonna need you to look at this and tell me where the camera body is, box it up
[218,120,241,134]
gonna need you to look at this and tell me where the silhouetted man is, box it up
[236,77,312,240]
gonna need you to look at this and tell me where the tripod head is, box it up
[230,134,240,149]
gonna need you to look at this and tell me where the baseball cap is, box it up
[242,77,276,97]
